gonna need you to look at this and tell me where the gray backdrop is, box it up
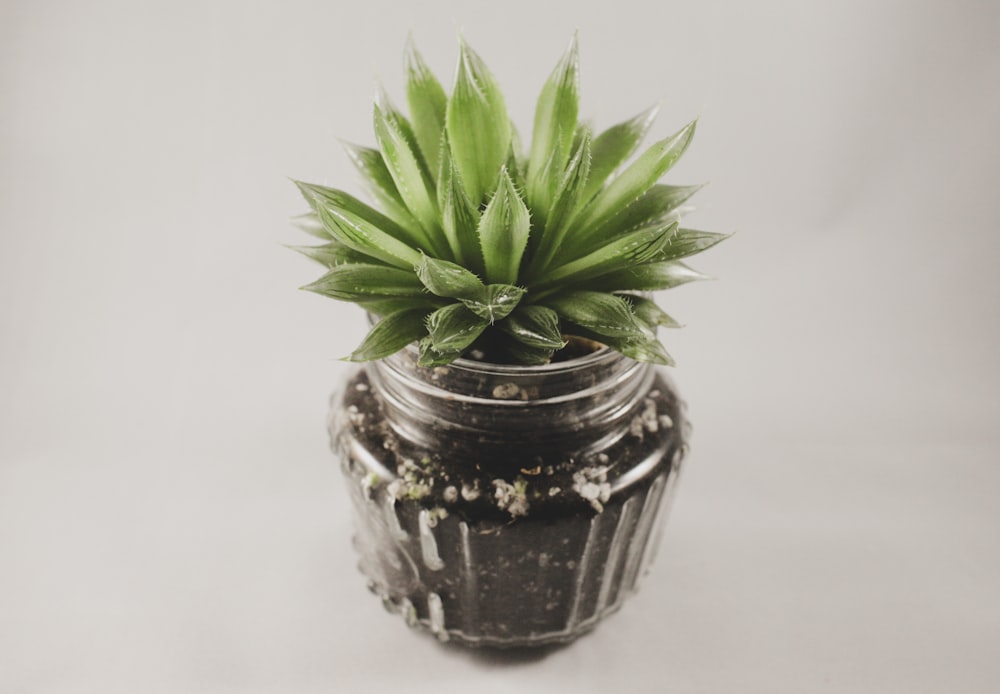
[2,0,998,691]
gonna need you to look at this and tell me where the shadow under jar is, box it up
[330,343,690,648]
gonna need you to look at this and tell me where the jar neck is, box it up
[368,346,654,466]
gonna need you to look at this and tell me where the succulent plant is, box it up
[292,36,727,366]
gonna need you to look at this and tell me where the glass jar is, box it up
[329,343,689,648]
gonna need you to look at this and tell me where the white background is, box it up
[2,0,999,692]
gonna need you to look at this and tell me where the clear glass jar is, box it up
[329,344,689,648]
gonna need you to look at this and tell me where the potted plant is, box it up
[292,35,727,648]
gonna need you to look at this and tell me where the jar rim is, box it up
[398,340,621,376]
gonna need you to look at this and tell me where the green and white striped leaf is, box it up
[477,168,531,285]
[614,335,676,366]
[416,255,483,299]
[587,260,709,292]
[405,39,448,179]
[497,305,566,349]
[425,303,489,353]
[575,119,697,243]
[445,39,512,205]
[461,284,525,323]
[348,309,430,362]
[527,35,579,214]
[581,105,658,203]
[545,291,643,340]
[301,263,425,301]
[295,181,422,269]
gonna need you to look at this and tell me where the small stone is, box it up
[443,485,458,503]
[354,382,369,392]
[548,486,561,497]
[461,481,481,502]
[659,414,674,429]
[492,382,521,400]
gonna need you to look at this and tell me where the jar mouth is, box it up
[398,340,617,377]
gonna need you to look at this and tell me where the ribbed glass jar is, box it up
[329,344,689,648]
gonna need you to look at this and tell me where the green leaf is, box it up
[618,294,683,330]
[587,260,709,292]
[461,284,525,323]
[416,255,484,299]
[357,296,445,317]
[614,335,676,366]
[545,291,643,340]
[526,131,591,276]
[374,101,445,253]
[477,167,531,285]
[425,303,489,353]
[437,139,483,270]
[580,183,703,248]
[497,305,566,349]
[417,337,462,367]
[656,228,731,262]
[287,241,376,268]
[491,331,557,365]
[537,221,679,290]
[348,309,430,361]
[341,142,420,232]
[445,38,512,205]
[405,39,448,179]
[290,212,331,240]
[527,35,579,214]
[581,104,658,203]
[294,181,423,270]
[301,263,425,301]
[575,119,697,244]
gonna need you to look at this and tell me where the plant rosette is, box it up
[293,35,725,648]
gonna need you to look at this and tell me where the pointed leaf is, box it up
[417,336,463,367]
[374,102,445,253]
[492,332,557,365]
[405,39,448,178]
[581,105,658,202]
[589,260,709,292]
[582,183,703,246]
[287,242,376,268]
[526,131,592,276]
[341,142,420,232]
[461,284,525,322]
[614,335,676,366]
[575,119,697,243]
[537,222,678,290]
[301,263,425,301]
[618,294,683,330]
[291,212,331,240]
[445,39,512,205]
[425,303,489,353]
[437,139,483,269]
[497,305,565,349]
[477,168,531,284]
[416,255,484,299]
[527,35,580,211]
[348,309,430,361]
[656,228,731,262]
[357,296,445,316]
[545,291,643,340]
[295,181,422,269]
